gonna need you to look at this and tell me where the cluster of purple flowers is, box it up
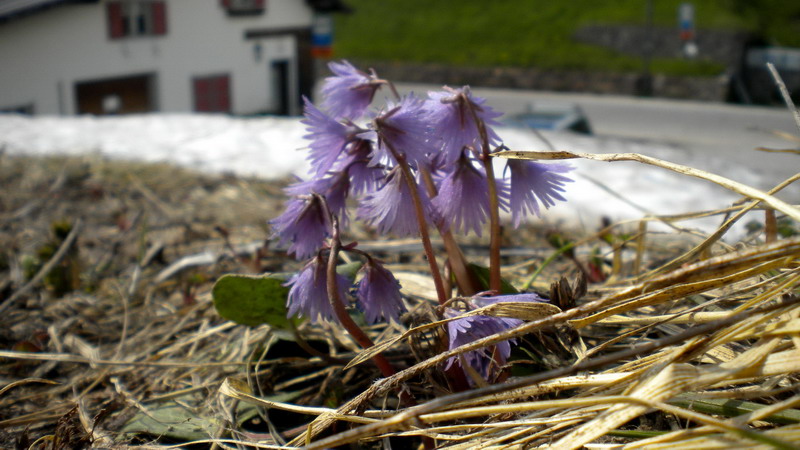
[271,60,572,381]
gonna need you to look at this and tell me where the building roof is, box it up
[306,0,351,13]
[0,0,346,24]
[0,0,95,23]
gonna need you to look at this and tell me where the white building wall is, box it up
[0,0,312,115]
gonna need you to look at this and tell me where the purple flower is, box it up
[301,97,364,177]
[445,293,549,384]
[503,160,573,228]
[355,259,405,324]
[426,86,503,164]
[270,194,330,260]
[445,311,520,384]
[433,154,502,237]
[334,138,384,196]
[285,172,351,226]
[373,95,437,168]
[286,256,349,323]
[357,167,437,237]
[321,60,384,120]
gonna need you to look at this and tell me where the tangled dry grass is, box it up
[0,129,799,449]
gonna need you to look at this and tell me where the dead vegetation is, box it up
[0,140,798,450]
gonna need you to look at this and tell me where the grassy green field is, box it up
[333,0,799,76]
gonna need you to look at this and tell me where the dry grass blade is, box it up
[757,147,800,155]
[767,62,800,132]
[218,378,382,424]
[345,301,561,370]
[570,237,800,328]
[3,149,799,449]
[639,172,800,279]
[493,149,800,222]
[0,379,60,397]
[300,297,800,449]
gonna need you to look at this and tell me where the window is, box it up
[193,75,231,113]
[0,103,34,115]
[107,1,167,39]
[221,0,265,16]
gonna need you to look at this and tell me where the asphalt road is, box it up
[395,83,800,195]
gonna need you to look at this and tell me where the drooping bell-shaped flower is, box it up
[357,167,437,237]
[503,159,573,228]
[335,138,384,196]
[301,97,365,177]
[445,293,549,384]
[355,258,405,324]
[445,312,520,383]
[285,255,349,323]
[270,193,330,260]
[373,94,436,168]
[426,86,503,164]
[284,171,351,227]
[320,60,384,121]
[433,153,506,237]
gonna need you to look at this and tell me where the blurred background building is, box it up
[0,0,346,115]
[1,1,798,116]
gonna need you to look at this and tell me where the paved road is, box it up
[395,83,800,194]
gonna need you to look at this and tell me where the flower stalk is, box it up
[467,99,503,293]
[395,155,449,305]
[419,166,480,295]
[326,216,396,377]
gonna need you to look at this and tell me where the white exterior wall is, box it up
[0,0,313,115]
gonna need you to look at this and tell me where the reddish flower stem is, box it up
[481,155,502,293]
[395,159,449,305]
[466,99,502,293]
[419,167,480,296]
[326,217,396,378]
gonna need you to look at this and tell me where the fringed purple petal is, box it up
[269,195,330,260]
[355,260,405,324]
[301,97,355,177]
[357,169,436,237]
[320,60,382,120]
[444,311,519,384]
[433,156,491,236]
[285,256,349,323]
[373,95,437,168]
[426,87,503,164]
[504,160,573,228]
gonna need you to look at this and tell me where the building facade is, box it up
[0,0,344,115]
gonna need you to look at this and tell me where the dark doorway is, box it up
[271,60,290,116]
[75,73,156,115]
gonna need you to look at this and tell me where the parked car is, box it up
[502,102,592,135]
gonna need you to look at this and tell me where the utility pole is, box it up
[638,0,654,96]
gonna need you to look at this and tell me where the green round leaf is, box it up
[212,274,293,328]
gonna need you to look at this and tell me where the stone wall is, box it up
[573,25,752,67]
[339,25,755,103]
[359,61,730,102]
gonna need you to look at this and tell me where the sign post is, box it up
[679,3,698,58]
[312,13,333,59]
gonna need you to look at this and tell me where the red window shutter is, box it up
[152,1,167,36]
[193,78,209,112]
[218,76,231,113]
[194,75,231,113]
[106,2,125,39]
